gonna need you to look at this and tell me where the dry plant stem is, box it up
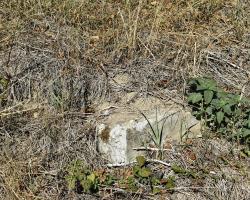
[170,186,217,191]
[107,159,171,168]
[0,107,43,117]
[149,159,171,167]
[133,147,173,152]
[100,186,146,198]
[0,0,249,199]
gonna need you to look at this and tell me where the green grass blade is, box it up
[139,110,157,141]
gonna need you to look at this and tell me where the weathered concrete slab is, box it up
[96,95,201,164]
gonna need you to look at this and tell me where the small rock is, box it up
[96,96,201,164]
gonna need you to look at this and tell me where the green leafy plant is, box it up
[103,174,116,186]
[140,109,169,159]
[133,156,176,193]
[65,160,99,194]
[118,176,139,192]
[187,77,250,145]
[65,156,177,195]
[171,163,197,178]
[133,156,152,182]
[165,176,175,190]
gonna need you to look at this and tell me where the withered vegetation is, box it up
[0,0,249,199]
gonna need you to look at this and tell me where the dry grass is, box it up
[0,0,250,199]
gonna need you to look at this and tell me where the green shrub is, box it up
[187,77,250,145]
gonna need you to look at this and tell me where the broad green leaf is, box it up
[152,187,161,194]
[232,94,241,101]
[196,85,207,91]
[138,167,152,178]
[197,78,217,91]
[104,175,115,186]
[188,79,198,86]
[212,99,226,109]
[219,100,226,108]
[204,90,213,104]
[136,156,146,167]
[244,120,250,128]
[151,177,161,185]
[211,99,220,109]
[188,93,203,104]
[133,165,140,174]
[241,128,250,138]
[165,176,175,189]
[205,107,213,115]
[216,111,224,124]
[224,117,230,123]
[235,108,242,117]
[223,104,232,115]
[197,78,216,87]
[82,176,99,193]
[171,164,186,174]
[217,91,227,99]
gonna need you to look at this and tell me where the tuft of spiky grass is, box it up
[139,108,172,159]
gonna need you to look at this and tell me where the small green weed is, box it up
[165,176,175,190]
[65,157,177,195]
[118,176,139,192]
[171,163,197,179]
[133,156,152,184]
[187,77,250,145]
[65,160,99,194]
[133,156,176,193]
[140,109,169,159]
